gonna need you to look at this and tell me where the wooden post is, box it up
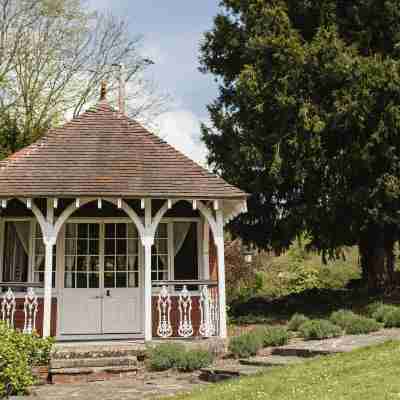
[215,209,227,339]
[43,199,55,338]
[143,199,153,341]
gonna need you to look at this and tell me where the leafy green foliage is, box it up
[298,319,342,340]
[288,314,309,331]
[147,343,214,372]
[228,332,263,358]
[148,343,186,371]
[330,310,381,335]
[200,0,400,290]
[371,304,399,323]
[254,326,289,347]
[175,351,214,372]
[0,322,54,397]
[382,308,400,328]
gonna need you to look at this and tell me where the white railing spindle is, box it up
[157,285,173,338]
[178,285,193,337]
[23,288,38,334]
[1,288,16,328]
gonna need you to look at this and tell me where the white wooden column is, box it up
[202,219,210,280]
[43,199,55,338]
[215,209,227,339]
[143,199,153,341]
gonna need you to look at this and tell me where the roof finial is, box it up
[100,80,107,100]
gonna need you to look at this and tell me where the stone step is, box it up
[50,365,142,384]
[199,365,265,383]
[271,346,339,358]
[50,355,138,369]
[239,355,304,367]
[52,344,146,360]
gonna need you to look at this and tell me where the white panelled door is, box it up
[60,222,142,336]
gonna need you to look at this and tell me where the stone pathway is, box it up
[272,328,400,357]
[25,329,400,399]
[27,371,210,400]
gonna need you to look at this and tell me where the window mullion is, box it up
[168,222,174,281]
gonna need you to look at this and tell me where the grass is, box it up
[167,341,400,400]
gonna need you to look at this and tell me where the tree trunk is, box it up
[359,225,395,293]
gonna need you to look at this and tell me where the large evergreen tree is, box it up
[200,0,400,291]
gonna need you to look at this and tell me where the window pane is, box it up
[104,272,115,288]
[157,239,168,254]
[65,256,75,271]
[89,224,99,239]
[34,272,44,284]
[116,273,127,288]
[77,239,88,255]
[105,239,115,255]
[76,256,87,272]
[3,221,30,283]
[127,224,137,238]
[128,239,138,254]
[116,256,127,271]
[116,223,127,238]
[128,256,138,271]
[78,224,88,238]
[128,272,139,288]
[65,224,76,238]
[104,256,115,271]
[35,239,44,255]
[35,255,45,271]
[88,273,99,288]
[156,224,167,238]
[89,240,99,255]
[36,223,43,237]
[105,224,115,238]
[64,272,75,288]
[76,273,87,288]
[88,256,99,272]
[116,239,127,255]
[65,239,76,255]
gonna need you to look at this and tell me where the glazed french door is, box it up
[60,222,141,335]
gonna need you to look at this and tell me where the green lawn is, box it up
[169,341,400,400]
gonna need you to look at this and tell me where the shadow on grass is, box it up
[229,287,400,325]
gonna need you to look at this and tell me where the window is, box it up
[104,223,139,288]
[2,221,30,282]
[173,222,198,281]
[64,223,99,289]
[151,223,169,281]
[33,223,57,287]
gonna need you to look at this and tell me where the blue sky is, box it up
[88,0,221,165]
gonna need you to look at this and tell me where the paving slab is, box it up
[239,355,304,367]
[27,371,210,400]
[273,328,400,357]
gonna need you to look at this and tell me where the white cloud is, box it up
[154,110,208,167]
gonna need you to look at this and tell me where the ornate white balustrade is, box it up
[154,281,219,339]
[0,285,39,334]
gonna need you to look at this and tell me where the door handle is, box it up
[106,290,111,297]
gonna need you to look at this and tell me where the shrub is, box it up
[175,350,214,372]
[148,343,186,371]
[234,314,272,326]
[383,308,400,328]
[371,304,398,323]
[365,301,385,318]
[0,322,54,397]
[330,310,358,329]
[148,343,214,372]
[254,326,289,347]
[345,317,381,335]
[288,314,309,331]
[299,319,342,340]
[228,332,263,358]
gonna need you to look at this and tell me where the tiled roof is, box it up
[0,101,247,199]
